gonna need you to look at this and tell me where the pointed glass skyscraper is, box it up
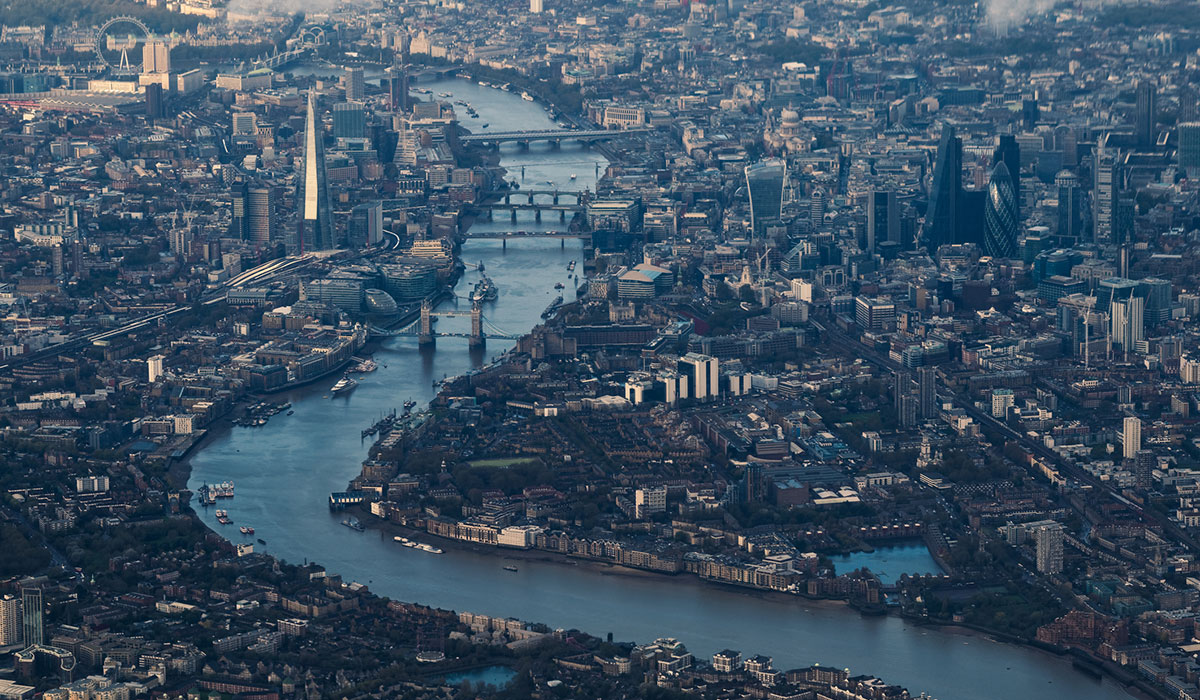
[984,161,1019,259]
[297,92,333,253]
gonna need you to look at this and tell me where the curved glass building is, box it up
[984,161,1019,259]
[745,159,786,235]
[923,125,961,249]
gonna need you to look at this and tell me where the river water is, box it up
[188,78,1134,700]
[833,541,944,585]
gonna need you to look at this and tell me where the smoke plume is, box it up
[226,0,338,17]
[982,0,1056,32]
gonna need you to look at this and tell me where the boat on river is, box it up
[472,276,498,302]
[330,376,358,396]
[542,295,564,319]
[349,358,377,373]
[342,516,365,532]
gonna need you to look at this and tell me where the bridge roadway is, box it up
[377,329,519,341]
[473,202,581,212]
[462,230,588,240]
[460,127,650,145]
[370,321,519,341]
[481,189,588,204]
[250,47,311,70]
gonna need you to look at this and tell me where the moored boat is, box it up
[330,376,358,396]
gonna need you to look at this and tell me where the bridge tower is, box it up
[418,299,434,346]
[469,303,485,349]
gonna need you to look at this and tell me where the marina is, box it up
[233,402,290,427]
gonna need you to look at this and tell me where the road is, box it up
[0,503,69,571]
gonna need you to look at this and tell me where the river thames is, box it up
[188,77,1136,700]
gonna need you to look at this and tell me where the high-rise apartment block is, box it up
[0,595,20,646]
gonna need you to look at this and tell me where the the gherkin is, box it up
[984,161,1019,259]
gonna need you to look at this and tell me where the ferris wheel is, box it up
[94,16,152,75]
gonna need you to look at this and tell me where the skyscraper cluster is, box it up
[925,126,1021,259]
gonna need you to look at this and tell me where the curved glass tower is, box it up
[924,124,961,249]
[984,161,1019,259]
[745,159,786,235]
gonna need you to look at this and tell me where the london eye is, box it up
[94,16,152,75]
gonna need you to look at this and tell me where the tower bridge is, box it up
[369,300,518,347]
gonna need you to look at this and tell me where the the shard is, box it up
[297,92,333,253]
